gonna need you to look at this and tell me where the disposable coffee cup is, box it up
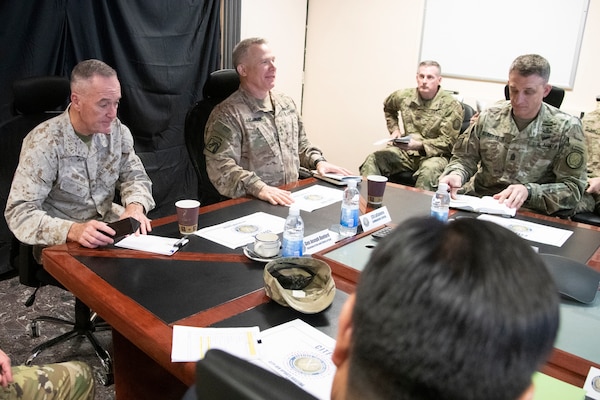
[254,232,281,258]
[175,200,200,235]
[367,175,388,206]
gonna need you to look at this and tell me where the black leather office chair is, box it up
[388,102,476,187]
[183,349,318,400]
[0,76,113,385]
[504,84,565,108]
[184,69,239,206]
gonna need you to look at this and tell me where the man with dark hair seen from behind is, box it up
[331,216,559,400]
[359,60,464,190]
[204,37,352,205]
[5,59,155,263]
[440,54,589,216]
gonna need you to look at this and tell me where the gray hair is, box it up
[232,37,268,69]
[71,59,117,90]
[418,60,441,75]
[509,54,550,83]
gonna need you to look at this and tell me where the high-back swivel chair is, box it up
[0,76,113,385]
[504,84,565,108]
[184,69,240,206]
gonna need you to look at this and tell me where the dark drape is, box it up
[0,0,220,274]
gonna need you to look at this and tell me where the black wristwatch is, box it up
[524,184,532,200]
[313,156,327,169]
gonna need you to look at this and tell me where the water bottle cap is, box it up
[347,179,357,188]
[289,206,300,215]
[438,182,449,192]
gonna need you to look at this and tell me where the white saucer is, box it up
[243,244,282,263]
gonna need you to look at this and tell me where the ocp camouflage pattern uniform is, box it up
[0,361,94,400]
[582,104,600,213]
[444,101,589,216]
[4,107,155,262]
[204,88,326,199]
[359,87,463,190]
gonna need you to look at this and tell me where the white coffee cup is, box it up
[254,233,281,258]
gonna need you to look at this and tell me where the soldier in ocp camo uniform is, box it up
[582,97,600,214]
[441,54,590,216]
[359,60,464,191]
[0,349,94,400]
[204,37,353,206]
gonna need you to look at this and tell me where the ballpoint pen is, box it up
[173,237,189,249]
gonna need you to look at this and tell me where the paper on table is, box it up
[115,234,182,256]
[290,185,343,212]
[477,214,573,247]
[450,194,517,217]
[171,325,261,362]
[532,372,586,400]
[257,319,336,400]
[195,211,285,249]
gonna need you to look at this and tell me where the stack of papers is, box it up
[289,185,343,212]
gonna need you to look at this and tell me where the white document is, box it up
[258,319,336,400]
[450,194,517,217]
[477,214,573,247]
[290,185,343,212]
[171,325,261,362]
[115,234,182,256]
[195,212,285,249]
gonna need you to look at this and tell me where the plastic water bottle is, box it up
[339,180,360,237]
[431,182,450,222]
[282,206,304,257]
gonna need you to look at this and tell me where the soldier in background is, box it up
[0,348,94,399]
[582,96,600,214]
[440,54,590,216]
[204,37,352,206]
[359,60,464,191]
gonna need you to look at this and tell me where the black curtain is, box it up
[0,0,221,218]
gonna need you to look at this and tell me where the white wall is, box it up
[240,0,307,107]
[301,0,600,173]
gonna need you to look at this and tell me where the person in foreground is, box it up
[359,60,463,190]
[204,37,352,205]
[5,59,155,262]
[184,216,559,400]
[440,54,589,216]
[331,216,559,400]
[0,348,94,399]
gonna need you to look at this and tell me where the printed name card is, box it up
[359,206,391,231]
[303,229,338,254]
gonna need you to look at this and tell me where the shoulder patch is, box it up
[453,117,461,131]
[205,136,224,154]
[566,150,584,169]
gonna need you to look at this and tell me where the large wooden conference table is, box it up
[41,178,600,399]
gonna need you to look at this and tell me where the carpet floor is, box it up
[0,271,115,399]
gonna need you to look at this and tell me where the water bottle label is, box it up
[282,239,303,257]
[341,207,359,228]
[431,209,448,222]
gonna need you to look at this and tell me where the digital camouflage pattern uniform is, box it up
[4,107,155,261]
[582,104,600,213]
[445,101,589,216]
[204,88,326,199]
[359,87,463,190]
[0,361,94,400]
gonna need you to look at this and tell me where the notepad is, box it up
[450,195,516,217]
[312,172,362,186]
